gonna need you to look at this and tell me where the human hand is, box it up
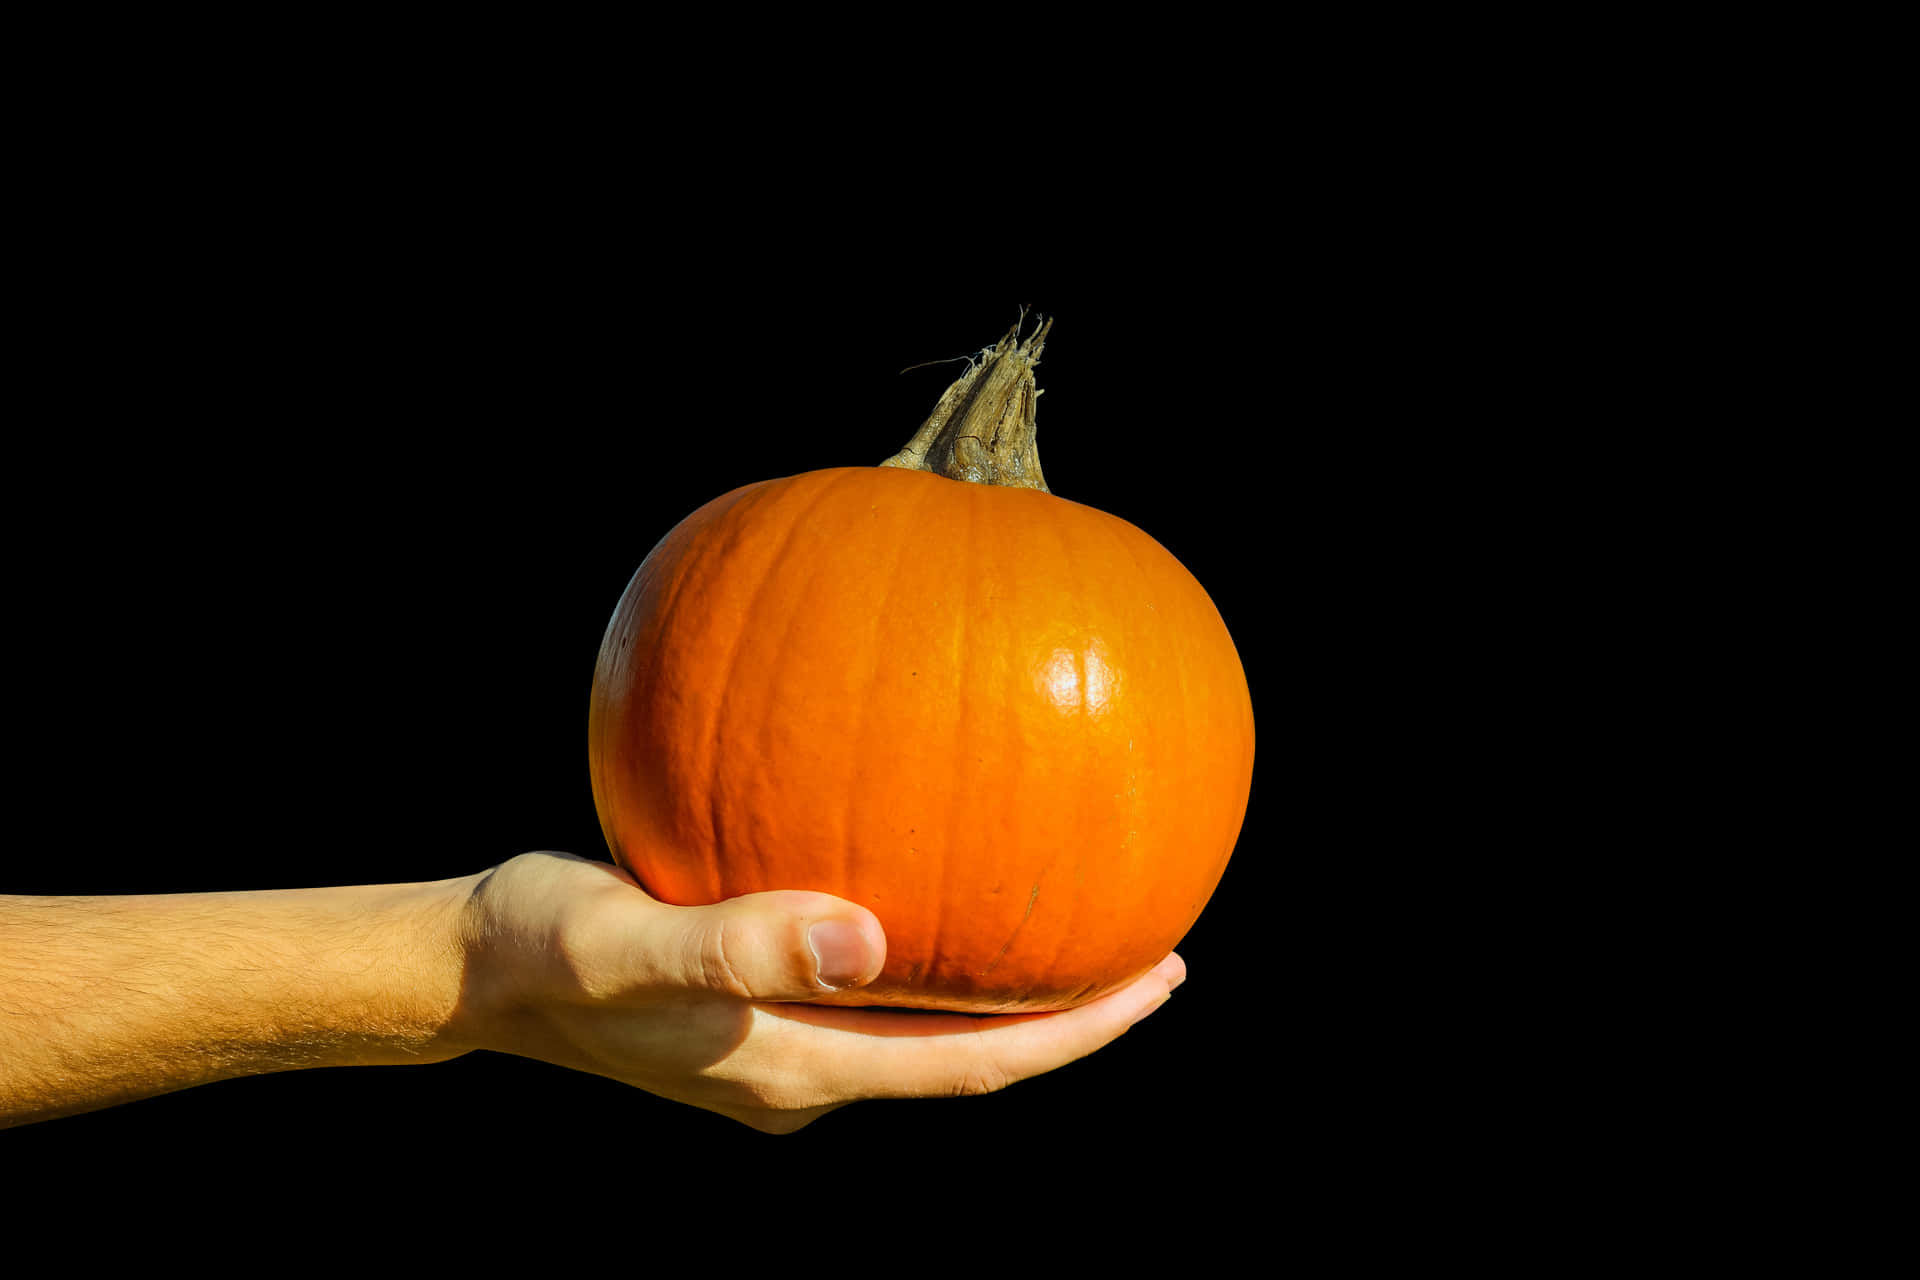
[449,850,1185,1133]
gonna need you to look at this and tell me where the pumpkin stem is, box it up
[880,313,1051,492]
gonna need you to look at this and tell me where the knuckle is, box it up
[699,915,757,1000]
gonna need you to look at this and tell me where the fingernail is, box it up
[808,920,869,989]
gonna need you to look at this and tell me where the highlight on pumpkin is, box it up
[1037,643,1117,716]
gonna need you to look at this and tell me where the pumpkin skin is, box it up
[588,464,1254,1012]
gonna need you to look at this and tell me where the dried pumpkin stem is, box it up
[880,314,1051,493]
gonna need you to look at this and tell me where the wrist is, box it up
[435,852,643,1068]
[438,864,550,1060]
[339,874,488,1065]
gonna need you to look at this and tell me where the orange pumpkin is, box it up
[588,319,1253,1012]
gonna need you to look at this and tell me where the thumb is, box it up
[671,890,887,1002]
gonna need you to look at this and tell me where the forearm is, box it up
[0,876,482,1127]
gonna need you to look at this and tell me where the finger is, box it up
[624,889,888,1003]
[766,952,1187,1101]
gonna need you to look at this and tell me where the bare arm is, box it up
[0,878,474,1125]
[1,853,1183,1133]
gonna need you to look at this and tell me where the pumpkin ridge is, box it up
[1033,501,1094,990]
[990,485,1037,1000]
[1089,505,1182,850]
[1134,512,1205,947]
[739,470,878,897]
[704,470,865,884]
[678,479,803,899]
[929,481,980,993]
[840,470,942,951]
[591,479,765,877]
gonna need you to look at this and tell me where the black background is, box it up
[2,32,1687,1259]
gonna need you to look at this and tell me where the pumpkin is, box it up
[588,318,1253,1012]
